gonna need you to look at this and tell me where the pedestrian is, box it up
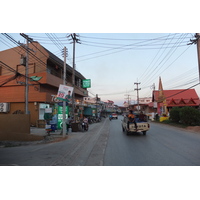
[66,115,72,133]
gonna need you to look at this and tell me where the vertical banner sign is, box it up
[56,84,74,102]
[57,105,69,129]
[82,79,91,88]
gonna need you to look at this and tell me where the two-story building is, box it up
[0,41,88,126]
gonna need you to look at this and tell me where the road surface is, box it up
[0,116,200,166]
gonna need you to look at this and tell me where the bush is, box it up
[179,107,200,126]
[169,107,181,123]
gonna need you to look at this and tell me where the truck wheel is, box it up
[126,130,129,135]
[143,131,146,136]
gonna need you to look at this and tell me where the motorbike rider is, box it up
[83,116,89,130]
[109,114,112,121]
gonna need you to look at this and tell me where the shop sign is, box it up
[57,105,69,129]
[82,79,91,88]
[45,108,52,113]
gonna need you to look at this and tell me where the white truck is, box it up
[121,114,150,135]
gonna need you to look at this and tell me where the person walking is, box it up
[66,115,72,133]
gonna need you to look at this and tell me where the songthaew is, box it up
[121,111,150,135]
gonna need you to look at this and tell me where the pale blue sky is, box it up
[1,0,199,106]
[0,33,199,105]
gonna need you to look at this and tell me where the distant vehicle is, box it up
[121,114,150,135]
[112,113,118,119]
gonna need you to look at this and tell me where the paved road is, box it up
[104,116,200,166]
[0,118,109,166]
[1,116,200,166]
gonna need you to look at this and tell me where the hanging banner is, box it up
[56,84,74,102]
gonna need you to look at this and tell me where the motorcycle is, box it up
[82,122,88,131]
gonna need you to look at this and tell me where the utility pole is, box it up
[124,94,131,105]
[134,82,141,111]
[96,94,98,117]
[20,33,33,114]
[68,33,80,120]
[188,33,200,82]
[195,33,200,82]
[62,46,67,137]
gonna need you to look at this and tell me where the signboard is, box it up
[45,108,52,113]
[57,105,69,129]
[82,79,91,88]
[56,84,74,102]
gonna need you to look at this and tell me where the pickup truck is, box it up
[121,114,150,135]
[111,113,118,119]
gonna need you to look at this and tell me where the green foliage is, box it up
[179,107,200,126]
[169,107,181,123]
[169,106,200,126]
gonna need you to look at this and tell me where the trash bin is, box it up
[71,123,79,132]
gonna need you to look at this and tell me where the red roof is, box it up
[153,89,200,107]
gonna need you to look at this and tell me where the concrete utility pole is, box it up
[134,82,141,111]
[62,46,67,137]
[124,94,131,105]
[96,94,98,117]
[195,33,200,82]
[188,33,200,82]
[20,33,33,114]
[68,33,80,120]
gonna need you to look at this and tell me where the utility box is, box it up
[20,57,26,66]
[0,103,10,113]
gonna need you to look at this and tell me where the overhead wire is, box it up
[80,33,191,41]
[1,33,71,82]
[140,33,190,87]
[76,34,189,63]
[45,33,63,51]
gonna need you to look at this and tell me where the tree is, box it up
[169,107,181,123]
[179,107,200,126]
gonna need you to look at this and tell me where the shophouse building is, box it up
[0,41,88,126]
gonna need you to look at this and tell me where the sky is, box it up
[1,33,199,106]
[1,1,199,106]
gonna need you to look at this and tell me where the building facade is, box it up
[0,41,88,126]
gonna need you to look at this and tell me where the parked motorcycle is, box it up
[82,122,88,131]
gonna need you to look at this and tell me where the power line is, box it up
[141,34,190,87]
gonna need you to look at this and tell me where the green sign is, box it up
[82,79,91,88]
[30,76,42,81]
[57,106,69,129]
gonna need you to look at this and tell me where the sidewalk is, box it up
[30,127,74,139]
[30,127,61,137]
